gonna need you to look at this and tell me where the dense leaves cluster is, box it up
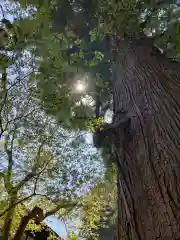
[87,117,105,133]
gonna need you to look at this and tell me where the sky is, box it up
[44,216,68,239]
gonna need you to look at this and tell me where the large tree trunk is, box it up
[112,36,180,239]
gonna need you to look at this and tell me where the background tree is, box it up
[0,6,104,239]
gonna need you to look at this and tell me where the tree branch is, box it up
[13,206,44,240]
[44,202,77,219]
[0,69,8,137]
[13,202,77,240]
[15,141,45,190]
[0,193,35,218]
[0,153,51,218]
[0,115,4,138]
[0,4,5,19]
[4,126,17,191]
[16,172,37,190]
[33,201,77,224]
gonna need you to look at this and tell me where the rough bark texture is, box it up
[112,36,180,240]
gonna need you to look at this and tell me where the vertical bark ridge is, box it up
[112,37,180,239]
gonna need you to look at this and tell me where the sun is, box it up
[76,82,86,92]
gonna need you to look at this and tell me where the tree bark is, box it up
[112,36,180,239]
[13,206,44,240]
[2,193,17,240]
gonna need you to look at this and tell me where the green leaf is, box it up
[90,29,98,42]
[94,51,104,61]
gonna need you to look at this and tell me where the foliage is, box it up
[0,75,102,235]
[0,202,43,235]
[66,163,117,240]
[81,176,117,239]
[1,1,111,130]
[87,117,105,133]
[8,0,179,134]
[0,5,104,239]
[68,231,79,240]
[0,75,101,237]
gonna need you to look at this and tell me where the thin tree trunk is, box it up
[111,36,180,239]
[13,206,43,240]
[13,215,30,240]
[2,193,17,240]
[13,202,75,240]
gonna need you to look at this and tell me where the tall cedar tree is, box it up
[52,2,180,239]
[112,35,180,239]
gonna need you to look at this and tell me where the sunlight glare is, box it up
[76,82,86,93]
